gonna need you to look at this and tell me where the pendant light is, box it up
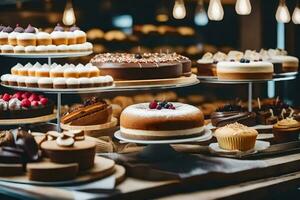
[63,0,76,26]
[208,0,224,21]
[194,0,209,26]
[235,0,252,15]
[173,0,186,19]
[275,0,291,23]
[292,1,300,24]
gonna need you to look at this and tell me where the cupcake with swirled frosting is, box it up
[273,118,300,143]
[8,24,24,46]
[17,24,37,46]
[50,24,67,45]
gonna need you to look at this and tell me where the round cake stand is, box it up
[2,75,199,132]
[197,75,298,112]
[114,128,212,161]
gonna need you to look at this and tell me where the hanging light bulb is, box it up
[173,0,186,19]
[194,0,208,26]
[208,0,224,21]
[63,0,76,26]
[275,0,291,23]
[292,1,300,24]
[235,0,252,15]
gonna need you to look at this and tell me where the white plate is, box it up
[114,128,212,145]
[209,140,270,156]
[0,51,93,58]
[207,123,273,131]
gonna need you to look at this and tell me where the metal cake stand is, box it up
[114,128,212,161]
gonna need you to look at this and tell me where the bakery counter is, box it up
[2,146,300,200]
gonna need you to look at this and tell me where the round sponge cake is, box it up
[120,102,204,140]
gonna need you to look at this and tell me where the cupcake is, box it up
[36,32,52,45]
[70,25,86,44]
[1,44,14,53]
[50,65,64,77]
[8,75,18,86]
[50,24,67,45]
[76,63,89,77]
[8,24,24,46]
[273,118,300,143]
[103,75,113,86]
[25,77,39,88]
[91,77,104,87]
[64,68,78,78]
[18,63,32,76]
[1,74,10,85]
[25,45,36,53]
[57,44,69,52]
[17,76,26,87]
[214,122,258,151]
[35,45,48,53]
[35,64,50,77]
[14,45,25,53]
[17,24,37,46]
[84,42,93,51]
[46,44,57,53]
[66,31,76,45]
[11,63,23,75]
[88,66,100,77]
[28,62,42,76]
[38,77,53,88]
[66,78,79,88]
[53,78,67,89]
[0,26,13,45]
[79,77,93,88]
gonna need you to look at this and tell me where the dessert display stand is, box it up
[197,73,298,112]
[114,128,212,161]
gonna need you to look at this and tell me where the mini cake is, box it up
[25,45,36,53]
[47,44,57,53]
[70,25,87,44]
[217,60,274,80]
[38,77,53,88]
[8,24,24,46]
[53,78,67,89]
[66,78,79,88]
[64,68,78,78]
[50,65,64,77]
[1,74,10,85]
[91,77,104,87]
[25,77,39,88]
[17,76,26,87]
[17,24,37,46]
[57,44,69,52]
[11,63,23,75]
[50,24,67,45]
[90,53,183,80]
[28,62,42,76]
[35,64,50,77]
[41,134,96,170]
[215,122,258,151]
[120,101,205,140]
[211,104,257,127]
[271,55,299,73]
[76,63,90,77]
[7,75,18,86]
[273,118,300,143]
[18,63,32,76]
[14,45,25,53]
[35,45,48,53]
[87,65,100,77]
[0,26,13,45]
[197,52,227,76]
[1,44,14,53]
[61,98,112,126]
[66,31,76,45]
[103,75,114,86]
[79,77,93,88]
[36,32,52,45]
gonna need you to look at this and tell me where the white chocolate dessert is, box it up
[120,101,205,140]
[217,61,274,80]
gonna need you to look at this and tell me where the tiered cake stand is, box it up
[0,51,200,131]
[197,73,298,112]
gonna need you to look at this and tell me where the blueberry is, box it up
[240,58,246,63]
[245,59,250,63]
[135,53,142,59]
[156,105,162,110]
[259,58,263,61]
[230,59,235,62]
[213,60,218,64]
[159,101,167,107]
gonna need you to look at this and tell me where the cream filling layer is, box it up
[120,126,204,136]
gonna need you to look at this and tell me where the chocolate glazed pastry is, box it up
[211,104,256,127]
[211,111,257,127]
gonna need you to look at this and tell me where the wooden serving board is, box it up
[0,113,56,125]
[0,156,115,186]
[60,117,118,131]
[115,74,198,87]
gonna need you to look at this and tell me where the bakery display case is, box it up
[0,0,299,199]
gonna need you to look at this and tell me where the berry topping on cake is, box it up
[54,23,64,32]
[25,24,36,33]
[149,101,176,110]
[14,24,24,33]
[3,26,13,33]
[134,53,143,59]
[70,24,80,32]
[21,99,31,108]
